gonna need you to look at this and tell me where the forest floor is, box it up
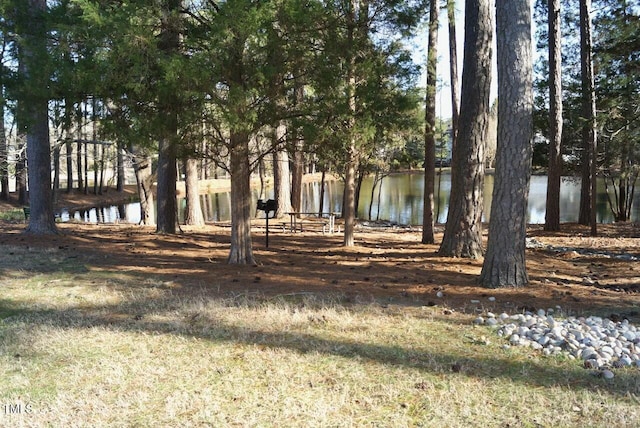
[1,186,639,321]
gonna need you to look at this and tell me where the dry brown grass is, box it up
[1,243,640,427]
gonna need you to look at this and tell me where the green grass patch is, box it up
[0,209,26,222]
[0,248,639,426]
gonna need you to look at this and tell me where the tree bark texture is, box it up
[0,96,8,199]
[227,132,256,265]
[422,0,438,244]
[23,0,57,234]
[290,85,305,213]
[131,149,155,226]
[342,0,359,247]
[544,0,563,232]
[76,110,83,192]
[291,144,304,214]
[117,142,125,192]
[155,0,181,234]
[156,134,178,233]
[92,98,99,195]
[579,0,598,236]
[447,0,460,157]
[343,144,357,247]
[184,157,205,226]
[438,0,492,259]
[479,0,533,288]
[53,145,60,193]
[16,142,27,205]
[65,129,73,193]
[272,123,292,218]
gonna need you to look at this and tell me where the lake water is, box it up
[59,173,638,224]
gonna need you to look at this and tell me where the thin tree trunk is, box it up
[272,123,292,218]
[375,175,383,221]
[16,140,27,205]
[92,98,99,195]
[422,0,438,244]
[436,164,443,222]
[343,0,359,247]
[290,85,305,213]
[257,157,265,200]
[99,142,106,194]
[184,157,205,226]
[62,99,73,194]
[291,146,304,213]
[579,0,598,236]
[618,142,629,221]
[117,142,125,192]
[0,94,8,200]
[369,171,379,220]
[544,0,563,231]
[76,104,83,192]
[354,169,364,218]
[438,0,492,259]
[83,102,88,194]
[52,144,60,197]
[202,194,211,222]
[343,147,357,247]
[131,149,155,226]
[447,0,460,161]
[318,169,326,216]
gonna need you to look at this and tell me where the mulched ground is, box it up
[2,218,639,322]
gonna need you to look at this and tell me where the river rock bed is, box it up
[474,309,640,376]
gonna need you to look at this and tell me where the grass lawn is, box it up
[1,244,639,427]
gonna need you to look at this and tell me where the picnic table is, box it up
[285,212,339,234]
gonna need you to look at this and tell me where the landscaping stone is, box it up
[477,310,640,371]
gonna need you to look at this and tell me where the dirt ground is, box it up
[1,188,640,321]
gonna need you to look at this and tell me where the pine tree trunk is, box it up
[65,140,73,193]
[76,109,83,192]
[579,0,598,236]
[290,85,305,213]
[544,0,563,232]
[132,150,155,226]
[422,0,438,244]
[53,145,60,193]
[447,0,460,161]
[83,109,88,194]
[156,135,178,233]
[155,0,181,234]
[184,157,205,226]
[227,131,256,265]
[16,143,27,205]
[479,0,533,288]
[272,123,292,218]
[343,0,359,247]
[99,143,105,194]
[617,143,629,221]
[343,146,357,247]
[291,147,304,213]
[117,142,125,192]
[92,98,99,195]
[438,0,492,259]
[354,169,364,218]
[23,0,57,234]
[318,169,326,216]
[0,96,8,200]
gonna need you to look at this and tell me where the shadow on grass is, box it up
[1,292,639,400]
